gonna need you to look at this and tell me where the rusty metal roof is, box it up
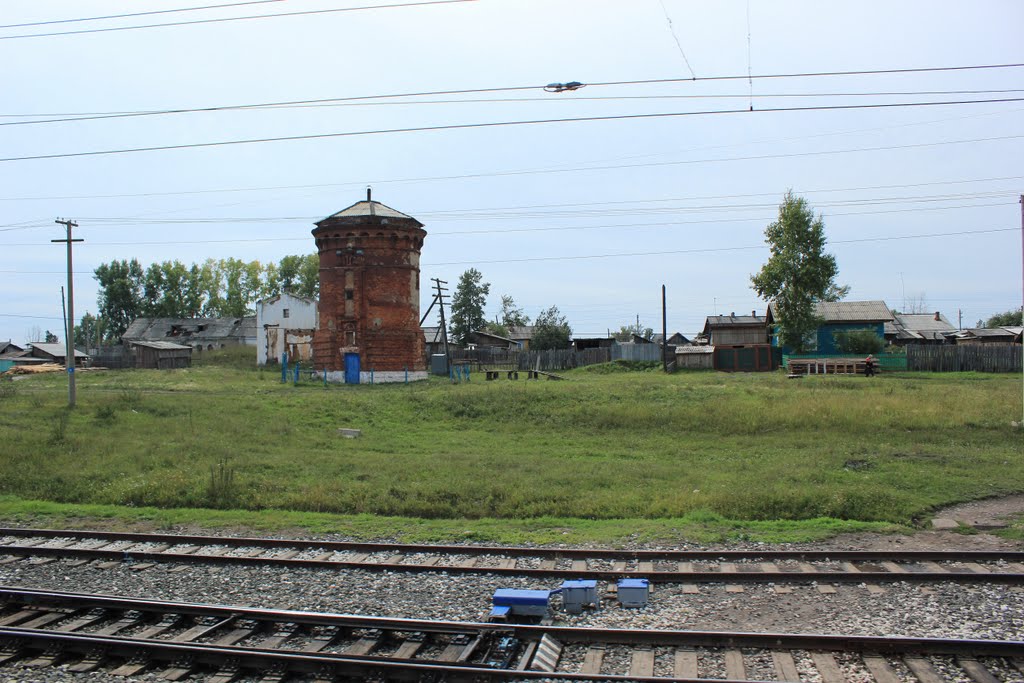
[322,200,420,222]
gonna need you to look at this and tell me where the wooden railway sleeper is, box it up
[207,654,242,683]
[65,644,107,672]
[0,636,27,665]
[109,650,151,676]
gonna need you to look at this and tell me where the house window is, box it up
[283,309,290,319]
[345,290,354,301]
[346,331,356,346]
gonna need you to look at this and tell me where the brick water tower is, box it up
[311,191,427,382]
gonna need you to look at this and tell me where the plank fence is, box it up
[449,343,665,373]
[906,344,1022,372]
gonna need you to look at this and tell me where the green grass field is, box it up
[0,349,1020,543]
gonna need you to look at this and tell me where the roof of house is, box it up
[28,343,89,358]
[506,325,535,341]
[421,326,444,342]
[0,341,23,354]
[318,200,423,226]
[955,327,1022,339]
[469,329,520,346]
[129,340,194,351]
[885,312,957,341]
[767,300,893,325]
[123,316,256,342]
[257,292,317,307]
[703,315,765,334]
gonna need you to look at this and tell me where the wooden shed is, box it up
[127,341,192,369]
[675,345,714,369]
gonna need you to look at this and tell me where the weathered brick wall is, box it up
[312,210,426,373]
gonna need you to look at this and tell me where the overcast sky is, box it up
[2,0,1021,344]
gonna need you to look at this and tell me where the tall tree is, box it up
[985,309,1023,327]
[498,295,530,328]
[276,254,319,298]
[614,322,654,341]
[449,268,490,344]
[532,305,572,350]
[751,192,846,353]
[74,312,103,348]
[94,258,145,340]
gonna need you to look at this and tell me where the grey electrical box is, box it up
[430,354,448,375]
[561,579,599,614]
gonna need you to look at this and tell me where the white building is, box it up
[255,293,318,366]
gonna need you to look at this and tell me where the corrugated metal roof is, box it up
[28,343,89,358]
[123,316,255,342]
[130,341,193,351]
[768,300,893,323]
[321,200,420,222]
[705,315,765,327]
[885,312,957,341]
[676,346,715,354]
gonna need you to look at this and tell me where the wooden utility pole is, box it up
[431,278,451,374]
[662,284,668,373]
[53,219,83,408]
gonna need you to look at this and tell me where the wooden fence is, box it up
[449,343,671,373]
[907,344,1022,372]
[450,347,617,372]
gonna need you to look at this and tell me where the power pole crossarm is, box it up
[53,219,83,408]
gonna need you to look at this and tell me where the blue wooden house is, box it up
[767,300,893,355]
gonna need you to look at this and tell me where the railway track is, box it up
[1,527,1022,586]
[1,586,1021,682]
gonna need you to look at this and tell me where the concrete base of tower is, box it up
[317,369,428,384]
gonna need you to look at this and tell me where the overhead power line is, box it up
[0,0,477,40]
[0,202,1015,247]
[0,1,283,29]
[5,88,1024,128]
[0,227,1015,274]
[424,227,1017,267]
[3,97,1023,164]
[2,62,1021,126]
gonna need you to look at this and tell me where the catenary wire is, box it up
[0,1,283,29]
[2,97,1023,163]
[0,225,1014,275]
[5,88,1024,127]
[0,0,477,40]
[1,60,1021,124]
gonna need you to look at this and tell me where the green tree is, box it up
[277,254,319,298]
[74,312,103,348]
[450,268,490,344]
[751,192,846,353]
[94,258,145,340]
[532,305,572,350]
[614,322,654,342]
[44,330,59,343]
[498,295,530,327]
[298,254,320,299]
[985,309,1023,327]
[833,328,884,354]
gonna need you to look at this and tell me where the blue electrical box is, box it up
[617,578,649,607]
[560,579,599,614]
[492,589,551,617]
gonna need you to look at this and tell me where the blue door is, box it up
[344,352,360,384]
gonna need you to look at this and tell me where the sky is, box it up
[1,0,1022,344]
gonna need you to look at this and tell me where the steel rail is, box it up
[0,627,733,683]
[3,586,1023,657]
[1,542,1022,584]
[1,538,1022,585]
[3,526,1022,561]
